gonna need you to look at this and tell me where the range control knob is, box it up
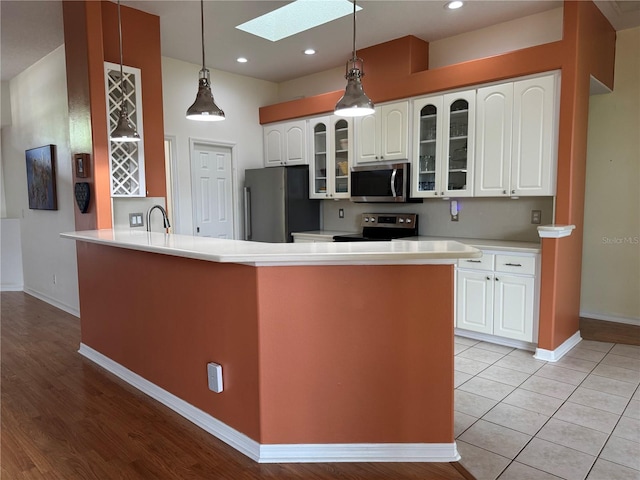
[406,218,412,223]
[370,217,376,222]
[398,218,405,223]
[364,217,370,222]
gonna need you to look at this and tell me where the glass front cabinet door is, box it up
[442,91,475,197]
[310,116,352,199]
[412,95,443,198]
[412,90,475,198]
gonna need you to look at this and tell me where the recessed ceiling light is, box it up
[237,57,248,63]
[304,48,316,55]
[236,0,362,42]
[445,1,464,9]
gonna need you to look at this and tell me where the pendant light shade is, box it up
[186,0,225,122]
[110,0,140,142]
[334,0,374,117]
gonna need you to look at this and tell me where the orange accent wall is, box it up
[100,1,166,197]
[76,242,455,445]
[537,1,616,350]
[256,265,454,444]
[259,40,565,124]
[62,1,167,232]
[63,1,111,230]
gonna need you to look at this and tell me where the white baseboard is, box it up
[78,343,459,463]
[24,287,80,317]
[454,329,537,352]
[1,284,24,292]
[534,331,582,362]
[258,442,459,463]
[580,311,640,327]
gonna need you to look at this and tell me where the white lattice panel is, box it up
[104,62,146,197]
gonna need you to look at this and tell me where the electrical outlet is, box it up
[338,208,344,219]
[207,362,223,393]
[129,213,144,227]
[531,210,542,225]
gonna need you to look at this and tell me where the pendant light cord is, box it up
[200,0,206,70]
[117,0,125,103]
[351,0,357,60]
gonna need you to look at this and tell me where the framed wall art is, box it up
[25,144,58,210]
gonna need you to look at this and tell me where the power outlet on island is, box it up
[207,362,223,393]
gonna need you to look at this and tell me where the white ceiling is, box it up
[2,0,639,83]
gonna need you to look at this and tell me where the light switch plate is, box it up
[129,213,144,227]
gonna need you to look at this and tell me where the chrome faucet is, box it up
[146,204,171,233]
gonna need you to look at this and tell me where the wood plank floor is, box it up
[1,292,473,480]
[580,317,640,345]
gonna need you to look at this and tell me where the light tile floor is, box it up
[454,337,640,480]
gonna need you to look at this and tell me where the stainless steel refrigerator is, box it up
[243,165,320,243]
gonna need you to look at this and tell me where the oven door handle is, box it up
[390,168,398,197]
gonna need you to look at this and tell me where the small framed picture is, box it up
[74,153,90,178]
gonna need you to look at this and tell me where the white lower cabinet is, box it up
[456,251,538,343]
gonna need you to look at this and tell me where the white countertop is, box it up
[292,231,541,254]
[62,230,482,267]
[401,236,541,253]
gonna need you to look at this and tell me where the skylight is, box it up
[236,0,362,42]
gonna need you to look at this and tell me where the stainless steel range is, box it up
[333,213,418,242]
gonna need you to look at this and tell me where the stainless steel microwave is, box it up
[350,163,417,203]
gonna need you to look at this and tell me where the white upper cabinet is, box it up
[354,101,409,164]
[412,90,475,198]
[511,74,558,196]
[309,116,352,199]
[475,83,513,196]
[263,120,308,167]
[475,73,558,197]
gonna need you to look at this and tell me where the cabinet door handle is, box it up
[466,259,482,263]
[495,277,499,281]
[486,276,491,280]
[511,190,516,194]
[505,263,522,267]
[503,190,507,195]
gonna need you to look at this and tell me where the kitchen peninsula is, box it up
[63,230,479,463]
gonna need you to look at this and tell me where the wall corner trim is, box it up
[78,343,459,463]
[534,331,582,361]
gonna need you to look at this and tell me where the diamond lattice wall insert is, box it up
[236,0,362,42]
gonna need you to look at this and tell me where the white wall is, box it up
[161,57,278,237]
[1,46,79,315]
[1,218,24,290]
[581,27,640,325]
[428,8,563,69]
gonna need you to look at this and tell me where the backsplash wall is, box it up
[322,197,554,242]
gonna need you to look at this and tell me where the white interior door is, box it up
[191,142,234,238]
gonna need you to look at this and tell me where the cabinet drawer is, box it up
[458,254,494,271]
[495,254,536,275]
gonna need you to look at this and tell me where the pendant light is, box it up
[334,0,374,117]
[186,0,225,121]
[110,0,140,142]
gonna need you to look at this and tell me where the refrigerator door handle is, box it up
[243,187,252,240]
